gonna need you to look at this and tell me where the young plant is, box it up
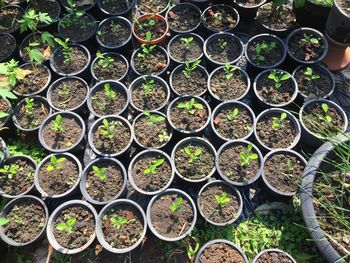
[268,69,291,89]
[300,33,320,47]
[183,60,201,78]
[24,32,55,65]
[137,32,156,59]
[144,110,165,125]
[98,119,119,140]
[177,98,203,115]
[214,192,231,208]
[24,98,34,114]
[58,84,70,98]
[92,165,107,181]
[104,83,116,100]
[226,107,239,123]
[304,67,320,81]
[144,158,164,174]
[240,143,258,167]
[54,38,73,65]
[142,78,155,96]
[0,217,9,226]
[96,51,115,68]
[50,114,64,133]
[110,21,122,34]
[183,146,202,164]
[110,216,128,230]
[180,37,193,49]
[18,9,52,33]
[56,218,76,233]
[271,112,287,129]
[0,164,19,179]
[223,63,237,80]
[47,155,66,172]
[319,103,332,123]
[252,41,276,65]
[169,197,183,212]
[158,131,170,143]
[0,59,31,88]
[218,38,227,50]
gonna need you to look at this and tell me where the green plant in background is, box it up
[15,254,33,263]
[304,67,320,81]
[183,60,201,78]
[96,51,115,68]
[92,166,107,181]
[98,119,120,140]
[214,192,231,208]
[240,143,258,167]
[272,112,288,129]
[319,103,332,123]
[51,252,72,263]
[0,164,19,179]
[104,83,116,100]
[268,69,291,89]
[110,216,128,230]
[183,145,202,164]
[142,78,155,96]
[0,59,31,88]
[223,63,237,80]
[47,155,66,171]
[18,9,52,33]
[60,0,91,30]
[54,38,73,65]
[144,158,164,174]
[7,139,46,163]
[227,107,239,123]
[56,217,76,233]
[144,110,165,125]
[50,114,64,133]
[252,41,276,65]
[177,98,203,114]
[181,37,193,49]
[170,197,183,212]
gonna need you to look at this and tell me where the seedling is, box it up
[177,98,204,115]
[24,98,34,114]
[214,192,231,208]
[240,143,258,167]
[92,165,107,181]
[304,67,320,81]
[218,38,227,50]
[158,131,170,143]
[18,9,52,33]
[54,38,73,65]
[0,59,31,88]
[252,41,276,65]
[56,217,76,233]
[300,33,320,47]
[110,216,128,230]
[286,159,293,172]
[24,32,55,65]
[60,0,92,30]
[104,83,116,100]
[0,217,9,226]
[223,63,237,80]
[144,158,164,174]
[98,119,120,140]
[137,33,156,60]
[180,37,193,49]
[96,51,115,68]
[58,84,70,98]
[169,197,183,212]
[183,145,202,164]
[226,107,239,123]
[0,164,19,179]
[272,112,287,129]
[142,19,156,28]
[47,155,66,172]
[268,69,290,89]
[142,78,155,96]
[212,8,224,26]
[144,110,165,125]
[110,21,122,34]
[50,114,64,133]
[183,60,201,78]
[319,103,332,123]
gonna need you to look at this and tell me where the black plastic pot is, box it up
[135,0,170,15]
[96,199,147,253]
[0,137,9,166]
[80,157,127,206]
[97,0,135,17]
[326,0,350,44]
[59,0,97,12]
[0,97,13,130]
[0,195,49,246]
[34,152,82,199]
[252,248,297,262]
[46,200,98,254]
[38,111,86,153]
[0,33,16,62]
[233,0,267,21]
[146,188,197,241]
[0,5,24,35]
[186,0,210,11]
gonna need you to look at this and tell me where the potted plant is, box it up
[208,64,250,102]
[128,149,174,195]
[0,155,36,198]
[136,0,169,15]
[26,0,61,29]
[34,152,82,199]
[0,33,16,62]
[254,108,301,152]
[0,195,48,246]
[166,3,202,34]
[97,0,135,16]
[167,95,211,134]
[169,60,208,96]
[0,5,24,34]
[132,110,172,149]
[211,100,255,142]
[96,199,147,253]
[253,248,297,262]
[129,75,170,113]
[146,188,197,241]
[172,137,216,183]
[88,115,133,157]
[132,14,168,45]
[80,157,127,206]
[233,0,267,21]
[60,0,96,12]
[46,200,98,254]
[39,111,86,153]
[87,80,129,118]
[216,140,263,187]
[201,5,240,33]
[47,76,88,113]
[197,180,243,226]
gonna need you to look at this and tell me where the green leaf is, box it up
[0,217,9,226]
[280,74,291,81]
[0,89,17,100]
[66,218,76,226]
[56,223,67,231]
[0,111,9,119]
[321,103,329,113]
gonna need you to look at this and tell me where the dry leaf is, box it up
[43,46,52,60]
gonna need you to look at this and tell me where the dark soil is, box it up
[53,46,88,75]
[59,14,96,42]
[210,68,248,100]
[0,5,22,33]
[236,0,265,6]
[61,0,95,10]
[338,0,350,15]
[170,99,208,131]
[2,201,46,243]
[256,112,297,149]
[93,54,127,82]
[133,47,167,75]
[132,153,172,192]
[0,98,10,127]
[28,0,60,22]
[91,83,127,116]
[0,34,15,61]
[167,7,200,32]
[50,78,87,111]
[85,161,124,202]
[199,184,240,224]
[219,143,260,183]
[42,116,83,150]
[202,6,237,32]
[199,243,246,263]
[97,19,130,47]
[257,4,295,30]
[102,204,144,249]
[100,0,131,14]
[134,114,171,148]
[53,206,95,249]
[247,39,283,67]
[213,104,253,140]
[206,36,241,64]
[13,64,49,95]
[38,155,79,195]
[256,251,294,263]
[150,194,193,238]
[0,158,35,196]
[137,0,168,14]
[15,98,50,129]
[169,37,202,62]
[264,152,305,193]
[135,17,166,40]
[174,142,214,180]
[171,67,207,96]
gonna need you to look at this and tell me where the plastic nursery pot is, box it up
[136,0,170,15]
[197,180,243,226]
[0,97,13,130]
[50,43,91,77]
[132,111,173,149]
[286,27,329,65]
[46,200,98,254]
[326,0,350,44]
[96,199,147,253]
[253,69,298,108]
[216,140,264,187]
[90,52,129,83]
[26,0,61,29]
[128,149,175,195]
[292,64,335,99]
[80,157,127,206]
[261,149,307,198]
[129,75,170,113]
[254,108,301,152]
[252,248,297,262]
[0,137,9,166]
[0,195,49,247]
[47,76,88,113]
[0,155,37,198]
[0,5,24,34]
[146,188,197,241]
[194,239,249,263]
[12,96,52,133]
[34,152,82,199]
[299,99,348,148]
[167,95,211,135]
[60,0,97,12]
[87,80,129,118]
[211,100,256,142]
[171,137,216,183]
[132,14,169,45]
[203,32,244,67]
[165,3,202,34]
[0,33,16,62]
[88,115,133,158]
[38,111,86,153]
[233,0,267,21]
[97,0,135,16]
